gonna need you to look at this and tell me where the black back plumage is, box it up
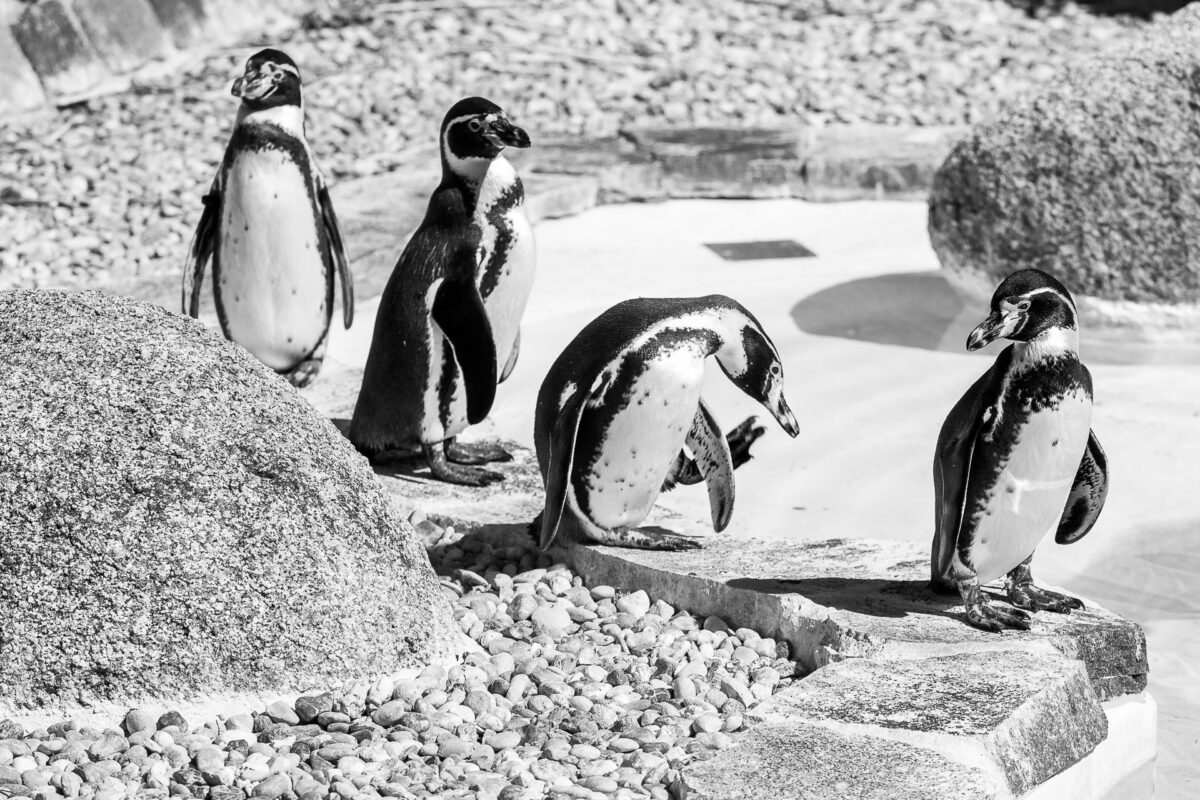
[348,142,498,452]
[534,295,777,548]
[932,269,1109,589]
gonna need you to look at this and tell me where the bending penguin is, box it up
[348,97,534,485]
[534,295,801,551]
[932,268,1108,632]
[182,48,353,388]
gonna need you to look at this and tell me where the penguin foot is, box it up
[727,416,768,469]
[586,526,703,551]
[965,600,1032,633]
[1007,583,1085,614]
[445,438,514,465]
[424,444,504,486]
[284,359,322,388]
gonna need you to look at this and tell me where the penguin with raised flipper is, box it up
[182,48,353,389]
[348,97,534,486]
[932,268,1109,632]
[533,295,801,551]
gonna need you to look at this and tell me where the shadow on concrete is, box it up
[790,271,967,353]
[791,270,1200,366]
[726,575,981,626]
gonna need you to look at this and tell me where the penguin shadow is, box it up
[725,575,969,622]
[790,271,970,354]
[329,417,433,483]
[425,522,542,578]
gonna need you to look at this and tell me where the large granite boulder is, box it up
[928,7,1200,342]
[0,290,461,716]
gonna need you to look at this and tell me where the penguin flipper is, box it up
[932,350,1013,589]
[182,180,220,318]
[1056,429,1109,545]
[317,177,354,329]
[539,388,588,550]
[431,278,497,425]
[686,400,736,532]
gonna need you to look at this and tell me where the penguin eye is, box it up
[1016,299,1032,311]
[770,364,781,376]
[468,119,484,132]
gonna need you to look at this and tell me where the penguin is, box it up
[348,97,534,485]
[932,268,1109,632]
[533,295,801,551]
[182,48,353,389]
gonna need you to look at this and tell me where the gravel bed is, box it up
[0,514,799,800]
[0,0,1154,292]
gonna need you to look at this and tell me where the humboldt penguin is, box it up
[533,295,801,551]
[182,48,353,388]
[348,97,534,485]
[932,269,1109,632]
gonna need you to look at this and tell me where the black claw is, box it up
[424,443,506,486]
[445,438,514,465]
[965,600,1031,633]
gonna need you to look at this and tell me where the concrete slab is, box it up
[0,25,48,115]
[73,0,172,74]
[568,534,1148,702]
[144,0,208,47]
[751,652,1107,795]
[12,0,112,100]
[683,721,999,800]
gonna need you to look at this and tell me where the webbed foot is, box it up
[727,415,768,468]
[957,576,1030,632]
[1007,583,1084,613]
[965,600,1032,632]
[586,526,703,551]
[424,444,504,486]
[1004,559,1084,613]
[445,437,513,465]
[284,359,322,388]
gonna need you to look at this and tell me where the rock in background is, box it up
[928,5,1200,342]
[0,289,462,716]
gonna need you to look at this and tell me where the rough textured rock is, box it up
[751,652,1107,795]
[683,721,998,800]
[567,535,1148,701]
[0,289,461,715]
[928,6,1200,340]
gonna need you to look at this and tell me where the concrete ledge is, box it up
[516,124,965,204]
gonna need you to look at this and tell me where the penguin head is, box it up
[440,97,531,176]
[232,49,302,110]
[967,268,1078,351]
[714,303,800,438]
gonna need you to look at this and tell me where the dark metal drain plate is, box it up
[704,240,816,261]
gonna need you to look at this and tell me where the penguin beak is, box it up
[232,69,272,100]
[967,310,1021,351]
[490,117,531,148]
[769,393,801,438]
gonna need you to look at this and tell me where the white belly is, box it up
[971,390,1092,583]
[578,348,706,530]
[218,150,328,371]
[479,205,535,369]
